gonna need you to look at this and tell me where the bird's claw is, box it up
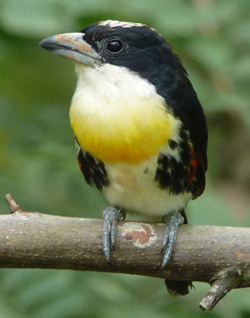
[102,207,126,263]
[160,210,184,271]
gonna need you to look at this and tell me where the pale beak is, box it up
[40,32,102,67]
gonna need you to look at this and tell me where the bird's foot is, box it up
[102,207,126,263]
[160,210,184,271]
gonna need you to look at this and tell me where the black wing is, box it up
[158,68,208,198]
[171,71,207,198]
[75,138,109,191]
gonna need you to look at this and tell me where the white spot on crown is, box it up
[99,20,145,29]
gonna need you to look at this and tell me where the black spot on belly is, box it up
[143,167,149,174]
[169,139,178,150]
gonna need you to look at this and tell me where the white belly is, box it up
[103,155,192,219]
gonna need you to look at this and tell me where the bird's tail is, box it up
[165,279,193,296]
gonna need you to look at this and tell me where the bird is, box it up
[40,20,208,296]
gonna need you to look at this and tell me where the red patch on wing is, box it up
[189,147,200,184]
[77,158,83,172]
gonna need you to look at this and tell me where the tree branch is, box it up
[2,194,250,311]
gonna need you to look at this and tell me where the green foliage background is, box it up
[0,0,250,317]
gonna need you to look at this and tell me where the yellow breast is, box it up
[70,64,179,164]
[70,98,176,164]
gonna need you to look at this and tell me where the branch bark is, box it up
[2,194,250,311]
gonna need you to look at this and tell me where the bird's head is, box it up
[39,20,185,90]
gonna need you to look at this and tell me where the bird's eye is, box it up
[107,40,123,53]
